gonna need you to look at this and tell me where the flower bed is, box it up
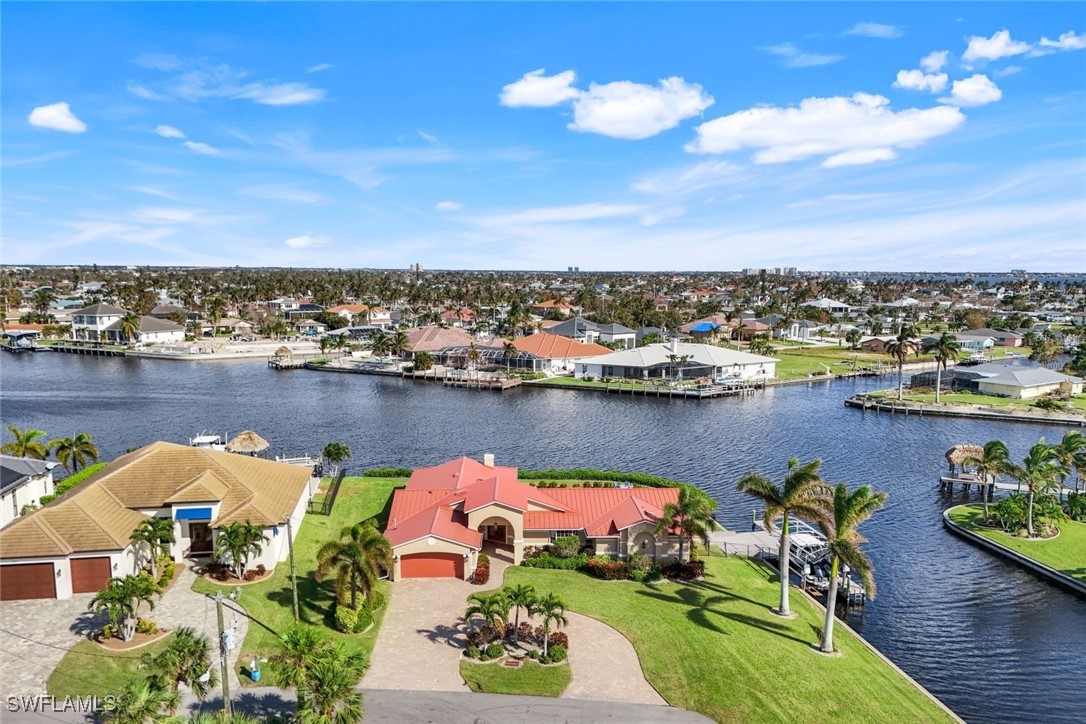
[200,562,272,585]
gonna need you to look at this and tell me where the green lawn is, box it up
[870,390,1086,414]
[504,556,953,724]
[527,376,659,389]
[190,477,403,684]
[947,505,1086,582]
[48,636,173,698]
[459,659,571,697]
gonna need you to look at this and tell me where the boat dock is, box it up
[268,352,345,369]
[938,472,1076,497]
[45,340,125,357]
[602,380,758,399]
[441,376,522,391]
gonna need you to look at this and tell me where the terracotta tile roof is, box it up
[406,457,519,491]
[405,325,475,353]
[512,333,612,360]
[0,442,311,560]
[327,304,369,314]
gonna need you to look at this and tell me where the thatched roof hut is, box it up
[274,345,293,359]
[945,444,984,471]
[227,430,270,455]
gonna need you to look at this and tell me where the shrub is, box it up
[514,622,534,642]
[243,570,258,582]
[522,545,546,559]
[353,607,374,632]
[484,642,505,660]
[527,649,540,660]
[533,626,546,645]
[478,553,490,566]
[629,551,654,572]
[334,604,359,634]
[548,631,569,650]
[365,589,387,612]
[466,625,499,648]
[518,469,684,489]
[19,503,38,516]
[545,644,568,664]
[1066,492,1086,522]
[552,535,581,558]
[414,351,434,371]
[158,560,176,588]
[100,624,115,640]
[630,569,647,583]
[584,556,631,581]
[520,553,586,570]
[362,467,413,478]
[661,560,705,580]
[50,462,108,500]
[136,618,159,635]
[256,564,266,575]
[465,645,481,660]
[1033,398,1066,411]
[471,564,490,585]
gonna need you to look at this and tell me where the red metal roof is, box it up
[459,477,567,514]
[406,457,519,491]
[385,504,481,549]
[523,488,677,533]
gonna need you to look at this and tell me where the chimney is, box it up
[483,453,495,467]
[670,337,679,354]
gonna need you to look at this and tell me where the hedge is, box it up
[363,467,414,478]
[520,553,587,570]
[40,462,108,505]
[363,466,688,489]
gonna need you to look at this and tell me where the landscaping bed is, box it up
[460,658,571,697]
[93,628,169,651]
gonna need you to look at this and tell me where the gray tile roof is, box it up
[1,456,56,495]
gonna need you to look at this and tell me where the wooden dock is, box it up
[269,353,344,369]
[45,340,125,357]
[939,473,1076,497]
[602,381,758,399]
[442,376,522,391]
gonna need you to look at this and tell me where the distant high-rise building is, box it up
[567,266,580,273]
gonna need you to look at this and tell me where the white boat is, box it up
[189,432,227,452]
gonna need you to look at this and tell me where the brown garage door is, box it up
[401,552,464,579]
[0,563,56,600]
[71,557,111,594]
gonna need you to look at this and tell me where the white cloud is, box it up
[435,201,463,212]
[962,30,1031,63]
[893,69,949,93]
[569,77,713,140]
[920,50,950,73]
[128,186,178,200]
[762,43,844,68]
[127,82,169,101]
[233,82,325,106]
[632,160,744,196]
[134,58,326,106]
[27,102,86,133]
[845,22,902,39]
[284,234,328,249]
[306,63,333,73]
[939,74,1002,107]
[1039,31,1086,52]
[155,124,186,139]
[238,184,328,205]
[474,203,644,227]
[130,207,197,224]
[994,65,1023,78]
[499,69,580,107]
[686,93,965,167]
[134,53,184,71]
[418,130,439,144]
[183,140,220,155]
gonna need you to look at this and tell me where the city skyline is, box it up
[3,3,1084,271]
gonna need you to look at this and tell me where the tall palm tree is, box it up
[102,679,180,724]
[736,458,830,617]
[1052,431,1086,499]
[1,425,49,460]
[465,592,510,638]
[818,483,888,654]
[315,520,392,610]
[90,574,158,641]
[886,326,921,401]
[503,584,536,645]
[963,440,1011,520]
[502,340,518,371]
[297,642,366,724]
[49,432,100,473]
[369,330,391,358]
[214,521,266,578]
[130,517,176,579]
[467,341,481,373]
[141,626,217,702]
[390,328,410,357]
[322,442,352,473]
[923,331,960,403]
[118,312,142,346]
[1005,441,1060,537]
[654,485,718,560]
[532,593,568,657]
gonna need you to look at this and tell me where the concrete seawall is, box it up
[942,510,1086,598]
[846,394,1084,427]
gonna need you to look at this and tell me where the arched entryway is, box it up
[478,514,517,563]
[631,531,657,559]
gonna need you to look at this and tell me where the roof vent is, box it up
[392,515,398,530]
[483,453,495,467]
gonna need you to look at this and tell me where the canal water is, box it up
[3,352,1083,723]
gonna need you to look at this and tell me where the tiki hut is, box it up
[274,345,293,360]
[945,444,984,474]
[227,430,270,456]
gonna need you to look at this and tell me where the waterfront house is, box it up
[0,442,313,600]
[597,323,637,348]
[961,328,1025,347]
[107,316,185,346]
[976,367,1083,400]
[384,454,683,580]
[404,325,475,358]
[440,308,476,328]
[860,337,893,354]
[922,334,995,352]
[70,302,126,341]
[686,322,724,343]
[1,456,57,529]
[294,319,327,336]
[576,339,777,382]
[512,332,612,374]
[267,297,301,316]
[801,298,852,316]
[549,317,601,344]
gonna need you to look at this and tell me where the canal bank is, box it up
[846,391,1085,427]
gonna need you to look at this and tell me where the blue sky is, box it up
[3,2,1084,271]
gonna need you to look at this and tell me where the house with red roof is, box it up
[385,455,684,580]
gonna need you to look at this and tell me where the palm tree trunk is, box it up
[982,476,991,520]
[543,624,549,657]
[935,366,942,404]
[513,609,520,645]
[819,557,840,653]
[350,579,358,610]
[778,513,791,616]
[1026,489,1035,537]
[897,361,904,401]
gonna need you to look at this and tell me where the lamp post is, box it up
[214,588,241,716]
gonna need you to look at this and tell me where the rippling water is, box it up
[3,353,1084,723]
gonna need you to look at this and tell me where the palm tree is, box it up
[466,341,481,374]
[923,331,960,403]
[736,458,830,617]
[532,593,568,657]
[845,328,862,350]
[369,330,391,358]
[316,520,392,610]
[102,679,180,724]
[130,517,176,579]
[465,592,510,639]
[118,312,142,346]
[322,442,352,474]
[1005,441,1061,537]
[502,340,518,371]
[90,574,158,641]
[503,584,536,645]
[141,626,217,702]
[390,328,410,357]
[963,441,1011,520]
[885,326,921,401]
[1,425,49,460]
[1052,431,1086,500]
[269,624,327,712]
[654,485,718,560]
[49,432,99,473]
[297,641,366,724]
[214,521,266,578]
[818,483,888,654]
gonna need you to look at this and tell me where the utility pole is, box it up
[286,516,299,623]
[214,588,240,717]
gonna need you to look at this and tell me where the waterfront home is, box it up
[440,308,476,328]
[962,328,1025,347]
[922,333,995,352]
[512,332,612,374]
[0,442,313,600]
[70,302,126,340]
[801,298,852,316]
[201,318,255,337]
[530,299,572,317]
[70,303,186,345]
[1,456,57,529]
[549,316,601,344]
[150,304,197,321]
[860,337,893,353]
[597,323,637,348]
[267,297,301,315]
[976,367,1082,400]
[404,325,475,358]
[294,319,327,336]
[384,454,683,580]
[576,339,777,382]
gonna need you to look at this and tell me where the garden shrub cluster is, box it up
[660,559,705,580]
[157,559,176,589]
[1066,492,1086,522]
[583,556,632,581]
[986,493,1065,536]
[518,469,683,488]
[520,553,588,570]
[39,462,108,505]
[362,467,414,478]
[332,590,385,634]
[472,553,491,584]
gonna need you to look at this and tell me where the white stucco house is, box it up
[576,340,777,382]
[0,456,58,529]
[70,303,126,341]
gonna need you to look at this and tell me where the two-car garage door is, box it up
[400,552,464,579]
[0,563,56,600]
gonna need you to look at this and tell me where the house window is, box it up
[550,530,578,542]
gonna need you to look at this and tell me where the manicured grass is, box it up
[527,376,660,389]
[190,477,403,684]
[504,555,953,724]
[48,636,173,698]
[947,504,1086,582]
[870,391,1086,414]
[772,347,899,380]
[460,659,571,697]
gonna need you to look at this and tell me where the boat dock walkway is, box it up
[602,381,758,399]
[939,473,1077,496]
[43,340,125,357]
[269,353,346,369]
